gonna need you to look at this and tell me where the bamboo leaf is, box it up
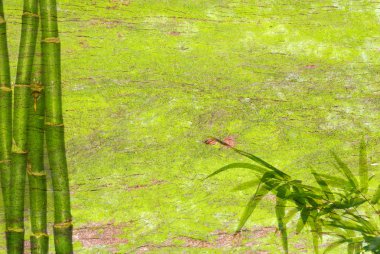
[363,236,380,254]
[327,197,366,210]
[331,152,359,189]
[232,179,260,191]
[335,233,364,254]
[205,163,269,180]
[325,220,370,234]
[275,194,288,254]
[312,171,335,201]
[283,207,299,224]
[349,197,366,208]
[276,183,289,199]
[210,138,290,180]
[309,217,321,254]
[353,242,362,254]
[236,173,275,232]
[291,185,307,207]
[314,173,351,190]
[347,242,354,254]
[370,184,380,205]
[324,239,346,253]
[359,138,369,193]
[290,180,324,194]
[344,212,376,233]
[289,185,323,208]
[296,208,310,234]
[234,148,290,180]
[286,192,323,203]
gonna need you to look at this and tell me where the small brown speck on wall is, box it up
[223,136,236,148]
[204,138,217,145]
[203,136,236,148]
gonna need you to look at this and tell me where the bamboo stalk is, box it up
[28,23,49,253]
[8,0,39,252]
[39,0,73,252]
[0,0,12,248]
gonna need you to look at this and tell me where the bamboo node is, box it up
[14,84,31,88]
[0,17,5,24]
[30,83,43,92]
[54,221,73,229]
[0,86,12,92]
[31,232,49,238]
[12,139,28,154]
[0,160,11,164]
[7,227,24,233]
[42,37,61,44]
[45,122,64,127]
[22,12,39,18]
[27,164,46,176]
[31,83,43,112]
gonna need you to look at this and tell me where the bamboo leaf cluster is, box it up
[206,138,380,254]
[0,0,72,253]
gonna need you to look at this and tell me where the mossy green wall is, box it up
[0,0,379,252]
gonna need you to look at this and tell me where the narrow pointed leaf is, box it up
[236,174,274,232]
[347,242,354,254]
[205,163,268,180]
[296,208,310,234]
[286,192,323,203]
[234,148,290,179]
[314,173,351,190]
[275,186,289,254]
[370,184,380,205]
[324,239,346,253]
[353,242,362,254]
[210,138,289,179]
[232,179,260,191]
[312,227,320,254]
[312,171,335,201]
[284,207,299,224]
[309,215,321,254]
[363,236,380,253]
[344,235,364,254]
[331,152,358,189]
[291,185,307,207]
[276,183,289,199]
[261,173,282,190]
[325,220,370,234]
[345,212,376,232]
[359,139,369,193]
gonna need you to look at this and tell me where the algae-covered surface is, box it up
[1,0,380,253]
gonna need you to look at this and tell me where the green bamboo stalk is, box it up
[8,0,39,252]
[0,0,12,247]
[39,0,73,252]
[28,23,49,253]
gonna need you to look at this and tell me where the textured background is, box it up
[1,0,380,253]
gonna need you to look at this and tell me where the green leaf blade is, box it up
[236,172,278,232]
[359,139,369,194]
[312,171,335,201]
[232,179,260,191]
[331,152,359,190]
[205,163,269,180]
[275,195,288,254]
[370,184,380,205]
[296,208,310,234]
